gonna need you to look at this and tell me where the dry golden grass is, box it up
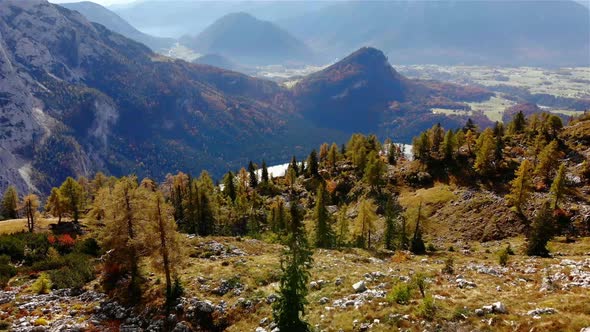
[0,218,57,235]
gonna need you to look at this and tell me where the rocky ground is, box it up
[3,236,588,331]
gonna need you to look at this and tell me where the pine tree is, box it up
[455,130,465,154]
[45,188,64,223]
[386,140,398,165]
[22,194,40,233]
[474,128,496,176]
[306,150,319,178]
[327,143,339,170]
[222,171,237,202]
[59,177,84,223]
[273,197,312,332]
[398,214,410,250]
[412,131,430,161]
[534,140,560,184]
[286,167,297,191]
[410,202,426,254]
[549,163,566,209]
[0,185,18,220]
[335,205,349,247]
[248,161,258,188]
[289,156,299,176]
[261,160,270,185]
[314,183,333,248]
[508,111,526,134]
[526,201,556,257]
[429,123,445,155]
[506,159,533,214]
[442,130,456,161]
[354,199,377,249]
[465,130,476,155]
[384,197,402,250]
[463,118,477,133]
[319,143,329,164]
[269,197,287,233]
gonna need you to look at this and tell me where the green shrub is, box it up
[412,272,428,298]
[49,253,95,289]
[0,320,10,330]
[448,246,455,252]
[418,295,437,320]
[498,247,510,266]
[426,243,437,252]
[166,277,184,307]
[74,238,101,257]
[0,233,50,264]
[0,255,16,287]
[31,273,52,294]
[387,283,412,305]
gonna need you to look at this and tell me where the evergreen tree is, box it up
[273,197,312,332]
[314,183,333,248]
[534,140,560,184]
[412,131,430,161]
[22,194,40,233]
[286,167,297,191]
[261,160,270,185]
[455,130,465,154]
[463,118,477,133]
[442,130,456,161]
[222,171,237,202]
[335,205,349,247]
[410,202,426,254]
[319,143,329,164]
[465,130,476,155]
[0,185,18,220]
[269,197,287,233]
[354,199,377,249]
[327,143,339,170]
[290,156,299,176]
[306,150,319,178]
[386,140,398,165]
[429,123,445,155]
[59,177,84,223]
[508,111,526,134]
[549,163,566,209]
[248,161,258,188]
[45,188,64,223]
[526,201,556,257]
[398,214,410,250]
[506,159,533,214]
[384,197,402,250]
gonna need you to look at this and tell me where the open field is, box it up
[0,218,57,235]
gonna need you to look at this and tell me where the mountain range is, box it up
[0,0,531,195]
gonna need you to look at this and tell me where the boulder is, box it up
[352,280,367,293]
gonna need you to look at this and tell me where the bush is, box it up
[0,233,49,263]
[31,273,52,294]
[418,296,437,320]
[0,255,16,288]
[34,318,49,326]
[426,243,437,252]
[412,273,428,298]
[442,257,454,274]
[49,253,95,289]
[388,283,412,305]
[167,277,184,307]
[75,238,101,257]
[498,247,510,266]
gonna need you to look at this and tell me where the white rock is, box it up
[352,280,367,293]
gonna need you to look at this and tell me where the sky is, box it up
[50,0,136,5]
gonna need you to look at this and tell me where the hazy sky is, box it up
[50,0,136,5]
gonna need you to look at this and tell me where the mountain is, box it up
[0,0,335,194]
[112,0,332,38]
[180,12,313,66]
[59,1,175,51]
[292,47,493,138]
[279,0,590,66]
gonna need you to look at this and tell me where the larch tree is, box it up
[22,194,40,233]
[45,188,64,223]
[314,183,333,248]
[222,171,237,202]
[59,177,84,223]
[549,163,566,209]
[306,150,319,178]
[442,129,456,161]
[1,185,18,220]
[273,197,313,332]
[354,199,378,249]
[526,201,556,257]
[474,128,497,176]
[268,197,287,233]
[464,130,476,155]
[534,140,560,185]
[508,111,526,134]
[363,151,385,191]
[335,205,349,247]
[319,143,329,164]
[410,202,426,255]
[289,156,299,176]
[327,143,339,170]
[384,196,402,251]
[506,159,533,214]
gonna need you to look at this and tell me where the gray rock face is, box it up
[352,280,367,293]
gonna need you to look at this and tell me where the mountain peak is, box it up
[343,47,389,64]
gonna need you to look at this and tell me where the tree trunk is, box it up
[156,196,172,299]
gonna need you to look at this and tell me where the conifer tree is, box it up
[363,151,385,191]
[398,214,410,250]
[289,156,299,176]
[314,183,333,248]
[526,201,556,257]
[354,199,377,249]
[0,185,18,220]
[506,159,533,214]
[463,118,477,133]
[273,197,312,332]
[248,161,258,188]
[384,197,402,250]
[45,188,64,223]
[413,131,430,161]
[306,150,319,178]
[464,130,476,155]
[474,128,496,176]
[442,130,456,161]
[22,194,40,233]
[222,171,237,202]
[508,111,526,134]
[60,177,84,223]
[455,130,465,154]
[534,140,560,184]
[550,163,566,209]
[269,197,287,233]
[429,123,445,155]
[327,143,339,170]
[319,143,329,164]
[261,160,269,185]
[286,167,297,191]
[386,140,398,165]
[410,202,426,254]
[335,205,349,247]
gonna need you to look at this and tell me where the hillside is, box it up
[279,0,590,66]
[0,114,588,331]
[193,53,240,72]
[180,12,314,65]
[59,1,175,51]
